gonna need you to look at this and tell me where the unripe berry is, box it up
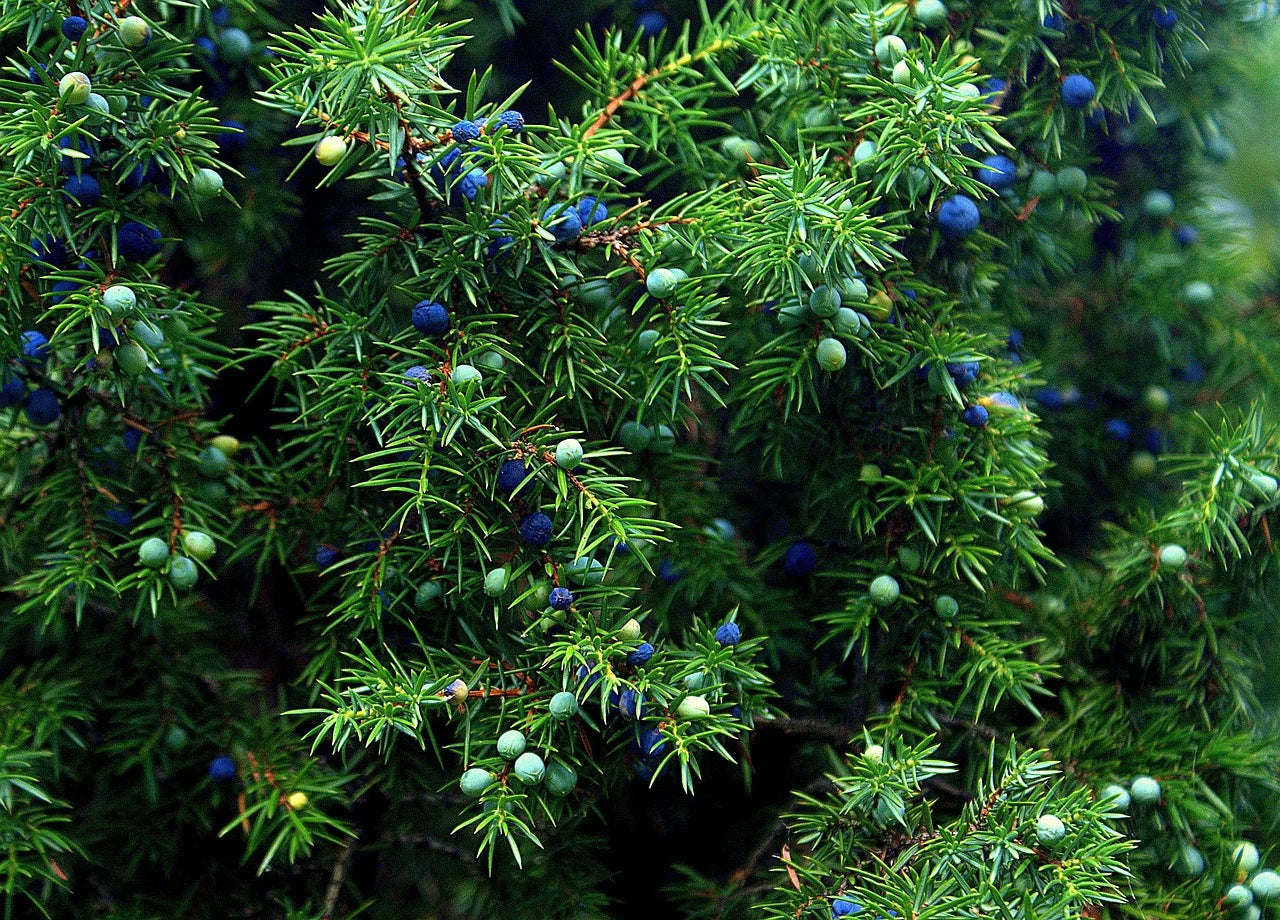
[1250,870,1280,901]
[1233,841,1262,875]
[512,752,545,784]
[874,34,906,65]
[1183,281,1214,308]
[119,16,152,48]
[138,536,170,568]
[218,27,252,61]
[816,337,847,372]
[1142,190,1176,219]
[860,463,882,483]
[1055,166,1088,195]
[1028,169,1058,198]
[868,574,900,607]
[192,168,224,198]
[1036,814,1066,846]
[169,555,198,590]
[891,60,911,84]
[934,595,959,620]
[1226,886,1255,910]
[483,567,508,596]
[59,72,92,104]
[198,446,231,479]
[286,791,308,810]
[131,321,164,349]
[854,140,877,164]
[864,744,884,761]
[677,695,711,719]
[182,530,216,562]
[414,581,443,609]
[460,767,493,798]
[545,760,577,796]
[1129,775,1161,805]
[809,285,842,318]
[646,268,679,299]
[636,328,660,353]
[619,421,653,452]
[211,435,241,457]
[1100,783,1130,812]
[684,671,707,691]
[315,136,348,166]
[1157,544,1187,570]
[555,438,583,469]
[914,0,948,26]
[115,343,149,377]
[549,691,579,720]
[1143,385,1171,413]
[1006,490,1044,515]
[565,556,605,586]
[496,729,526,760]
[1178,846,1205,877]
[450,364,482,387]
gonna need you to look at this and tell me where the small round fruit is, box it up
[646,268,679,299]
[860,463,882,483]
[549,691,579,720]
[1157,544,1187,570]
[548,586,573,611]
[715,621,741,647]
[1028,169,1058,198]
[1250,870,1280,901]
[1036,814,1066,846]
[864,744,884,761]
[565,557,605,586]
[1129,451,1158,478]
[854,140,877,164]
[1183,281,1214,308]
[816,337,847,372]
[209,755,236,782]
[1060,73,1096,108]
[414,581,443,610]
[868,574,900,607]
[451,364,482,387]
[198,446,230,478]
[677,695,711,719]
[496,729,526,760]
[218,27,253,61]
[165,724,189,750]
[119,16,152,48]
[460,768,493,798]
[512,752,545,784]
[1006,490,1044,515]
[1143,385,1171,413]
[1178,845,1205,877]
[684,672,707,691]
[545,760,577,796]
[168,554,198,590]
[1226,886,1255,910]
[131,321,164,349]
[914,0,948,26]
[483,567,508,597]
[636,329,660,353]
[809,285,842,318]
[115,343,149,376]
[934,595,959,621]
[874,34,906,65]
[58,72,92,104]
[1100,783,1131,812]
[555,438,583,470]
[618,618,642,640]
[1233,841,1262,874]
[1142,190,1176,220]
[315,136,348,166]
[891,60,911,84]
[1055,166,1088,195]
[138,536,170,568]
[182,530,216,562]
[618,421,653,452]
[287,791,309,810]
[1129,775,1161,805]
[192,168,224,198]
[103,285,137,313]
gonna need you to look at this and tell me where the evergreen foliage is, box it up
[2,0,1280,917]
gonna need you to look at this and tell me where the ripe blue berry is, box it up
[577,196,609,227]
[636,10,668,33]
[627,642,654,666]
[519,511,554,547]
[20,331,49,363]
[451,119,480,142]
[62,173,101,206]
[832,897,862,918]
[638,728,666,758]
[976,154,1017,189]
[1103,418,1131,441]
[715,622,741,647]
[314,544,340,568]
[543,203,583,243]
[1042,11,1065,30]
[209,755,236,782]
[403,365,431,386]
[962,404,988,428]
[548,586,573,610]
[23,388,60,426]
[61,16,88,41]
[31,235,68,266]
[1174,224,1199,247]
[496,459,529,494]
[411,299,450,336]
[1061,74,1096,108]
[493,110,524,133]
[118,221,161,261]
[0,371,24,408]
[784,541,818,577]
[1153,6,1178,29]
[549,691,579,720]
[937,195,980,238]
